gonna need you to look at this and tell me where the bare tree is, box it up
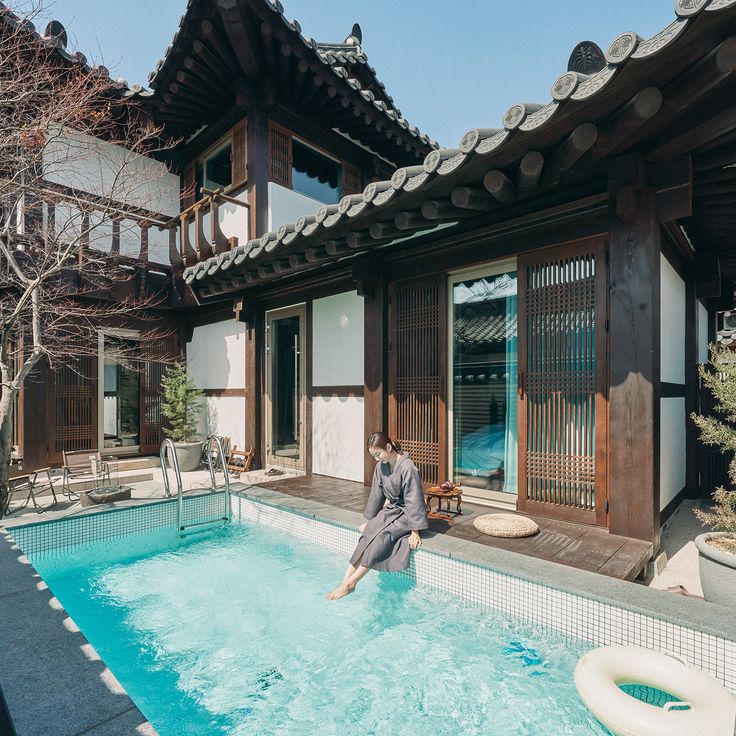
[0,3,180,514]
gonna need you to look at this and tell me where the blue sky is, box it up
[39,0,676,147]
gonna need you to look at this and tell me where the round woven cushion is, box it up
[473,513,539,538]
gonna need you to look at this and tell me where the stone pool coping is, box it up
[0,483,733,735]
[236,485,736,643]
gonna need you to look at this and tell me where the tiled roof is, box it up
[147,0,435,154]
[0,5,152,100]
[184,0,736,291]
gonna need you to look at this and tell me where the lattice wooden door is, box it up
[517,238,608,526]
[140,336,178,454]
[388,276,447,486]
[50,357,96,463]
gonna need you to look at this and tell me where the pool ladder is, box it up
[160,436,231,536]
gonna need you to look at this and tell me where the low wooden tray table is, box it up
[423,484,463,521]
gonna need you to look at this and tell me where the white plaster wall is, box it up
[199,396,246,452]
[187,320,246,390]
[660,254,686,385]
[312,291,364,386]
[660,397,686,512]
[312,396,364,482]
[698,302,709,364]
[44,126,180,216]
[267,182,321,232]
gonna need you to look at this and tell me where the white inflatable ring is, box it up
[574,645,736,736]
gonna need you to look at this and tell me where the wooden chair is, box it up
[62,450,109,499]
[226,447,255,475]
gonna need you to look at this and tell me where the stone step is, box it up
[114,456,161,471]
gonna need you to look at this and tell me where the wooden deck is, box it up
[259,474,653,581]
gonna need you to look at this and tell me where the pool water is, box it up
[30,522,611,735]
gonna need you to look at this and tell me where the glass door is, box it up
[448,261,518,503]
[99,334,141,454]
[265,305,306,471]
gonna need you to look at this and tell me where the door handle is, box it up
[518,372,525,398]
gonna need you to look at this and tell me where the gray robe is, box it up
[349,454,429,572]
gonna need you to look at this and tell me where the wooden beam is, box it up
[590,88,663,161]
[651,156,693,222]
[483,170,516,204]
[421,200,470,220]
[369,221,403,240]
[394,210,429,230]
[215,2,261,79]
[451,186,496,211]
[648,105,736,163]
[192,39,232,83]
[541,123,599,187]
[517,151,544,198]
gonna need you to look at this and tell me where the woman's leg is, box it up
[327,555,371,600]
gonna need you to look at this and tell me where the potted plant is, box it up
[691,345,736,606]
[161,363,204,472]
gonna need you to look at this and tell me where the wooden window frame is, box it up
[183,119,247,208]
[268,121,362,200]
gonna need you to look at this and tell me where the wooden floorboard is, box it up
[259,474,652,580]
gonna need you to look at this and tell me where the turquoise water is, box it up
[29,522,611,735]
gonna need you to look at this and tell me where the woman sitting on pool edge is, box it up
[327,432,429,600]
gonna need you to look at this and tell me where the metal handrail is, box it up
[160,439,184,532]
[205,434,231,522]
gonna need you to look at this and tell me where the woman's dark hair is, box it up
[367,432,402,453]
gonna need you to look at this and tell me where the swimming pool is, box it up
[5,488,735,735]
[29,520,608,735]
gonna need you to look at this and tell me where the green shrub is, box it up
[160,363,203,443]
[691,345,736,534]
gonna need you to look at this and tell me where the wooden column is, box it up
[685,279,699,498]
[244,305,263,468]
[363,276,387,486]
[608,160,661,547]
[247,107,269,239]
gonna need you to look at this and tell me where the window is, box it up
[195,142,232,199]
[183,119,247,208]
[268,123,362,204]
[291,140,340,204]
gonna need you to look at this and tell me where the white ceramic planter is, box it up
[695,532,736,607]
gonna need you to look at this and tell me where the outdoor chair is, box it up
[226,447,255,475]
[5,467,58,515]
[61,449,110,499]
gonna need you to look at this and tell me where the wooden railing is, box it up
[164,187,250,273]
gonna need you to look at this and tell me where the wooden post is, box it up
[247,107,269,239]
[363,274,387,486]
[243,304,262,469]
[685,279,699,498]
[608,156,661,548]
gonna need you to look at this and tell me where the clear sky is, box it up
[37,0,677,147]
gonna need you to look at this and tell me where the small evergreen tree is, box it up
[691,345,736,541]
[161,363,203,443]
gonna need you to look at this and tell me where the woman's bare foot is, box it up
[326,581,356,600]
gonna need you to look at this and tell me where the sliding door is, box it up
[448,262,518,503]
[517,238,608,525]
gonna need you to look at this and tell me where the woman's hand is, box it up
[408,531,422,549]
[359,522,367,533]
